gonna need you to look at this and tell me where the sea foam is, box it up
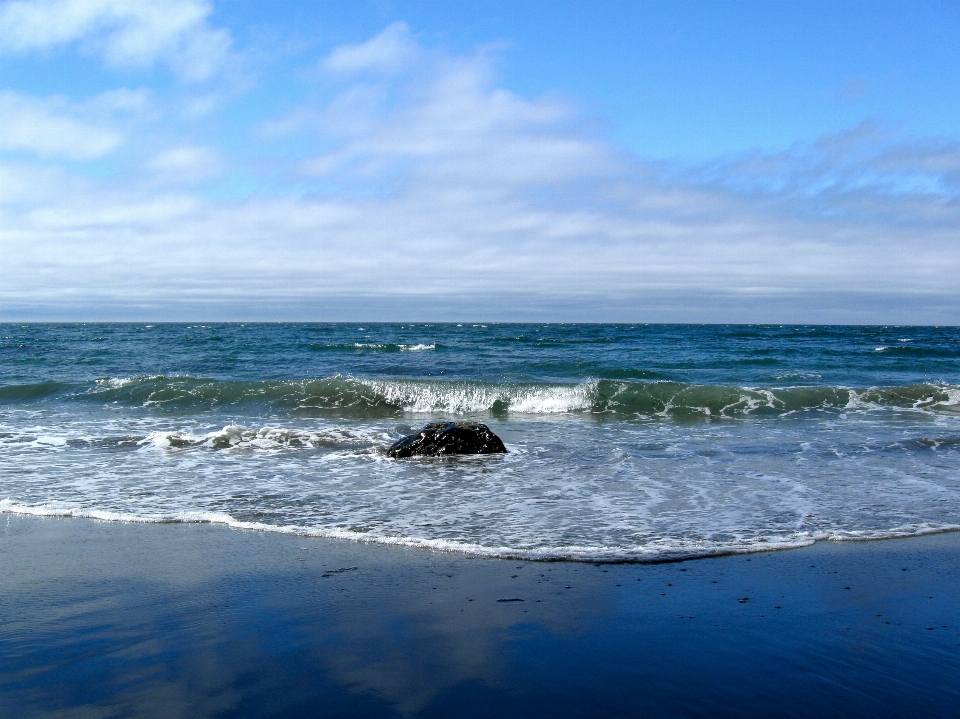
[3,499,958,563]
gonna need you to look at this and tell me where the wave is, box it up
[2,500,958,563]
[0,423,392,452]
[305,342,438,352]
[141,424,389,450]
[8,422,956,456]
[2,376,958,419]
[596,381,960,418]
[872,344,957,357]
[0,381,74,401]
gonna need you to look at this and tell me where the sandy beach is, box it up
[2,514,958,718]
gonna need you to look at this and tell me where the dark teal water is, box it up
[2,323,959,560]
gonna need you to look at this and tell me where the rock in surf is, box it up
[387,421,507,458]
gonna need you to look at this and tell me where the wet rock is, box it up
[387,421,507,458]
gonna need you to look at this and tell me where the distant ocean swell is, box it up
[2,376,959,418]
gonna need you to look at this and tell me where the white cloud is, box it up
[322,21,418,77]
[88,85,153,114]
[0,90,122,159]
[144,145,221,182]
[304,52,614,189]
[691,122,960,228]
[0,0,231,80]
[2,24,959,322]
[178,91,222,118]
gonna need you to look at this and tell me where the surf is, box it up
[3,375,958,419]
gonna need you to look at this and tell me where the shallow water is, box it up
[2,323,959,560]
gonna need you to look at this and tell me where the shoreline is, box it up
[2,514,959,717]
[4,503,959,564]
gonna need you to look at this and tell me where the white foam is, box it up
[938,386,960,409]
[827,523,960,541]
[844,384,960,414]
[4,499,957,563]
[772,371,822,381]
[5,391,960,568]
[94,375,187,390]
[34,435,67,447]
[96,377,138,389]
[350,343,436,351]
[363,380,595,414]
[734,388,779,415]
[0,499,809,561]
[0,431,71,449]
[141,424,390,450]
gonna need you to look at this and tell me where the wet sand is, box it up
[1,514,959,718]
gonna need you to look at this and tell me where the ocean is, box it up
[1,323,958,562]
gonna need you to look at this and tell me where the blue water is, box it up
[2,323,959,560]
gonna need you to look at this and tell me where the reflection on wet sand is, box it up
[2,515,959,718]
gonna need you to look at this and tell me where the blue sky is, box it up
[1,0,958,322]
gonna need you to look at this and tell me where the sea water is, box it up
[1,323,958,561]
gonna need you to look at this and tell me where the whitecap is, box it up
[363,379,595,414]
[141,424,390,451]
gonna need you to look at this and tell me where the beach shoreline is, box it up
[2,514,958,718]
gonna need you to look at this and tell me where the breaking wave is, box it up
[2,376,958,419]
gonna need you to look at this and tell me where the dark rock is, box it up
[387,421,507,458]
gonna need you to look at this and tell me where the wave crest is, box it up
[2,375,958,419]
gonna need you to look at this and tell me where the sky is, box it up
[1,0,958,323]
